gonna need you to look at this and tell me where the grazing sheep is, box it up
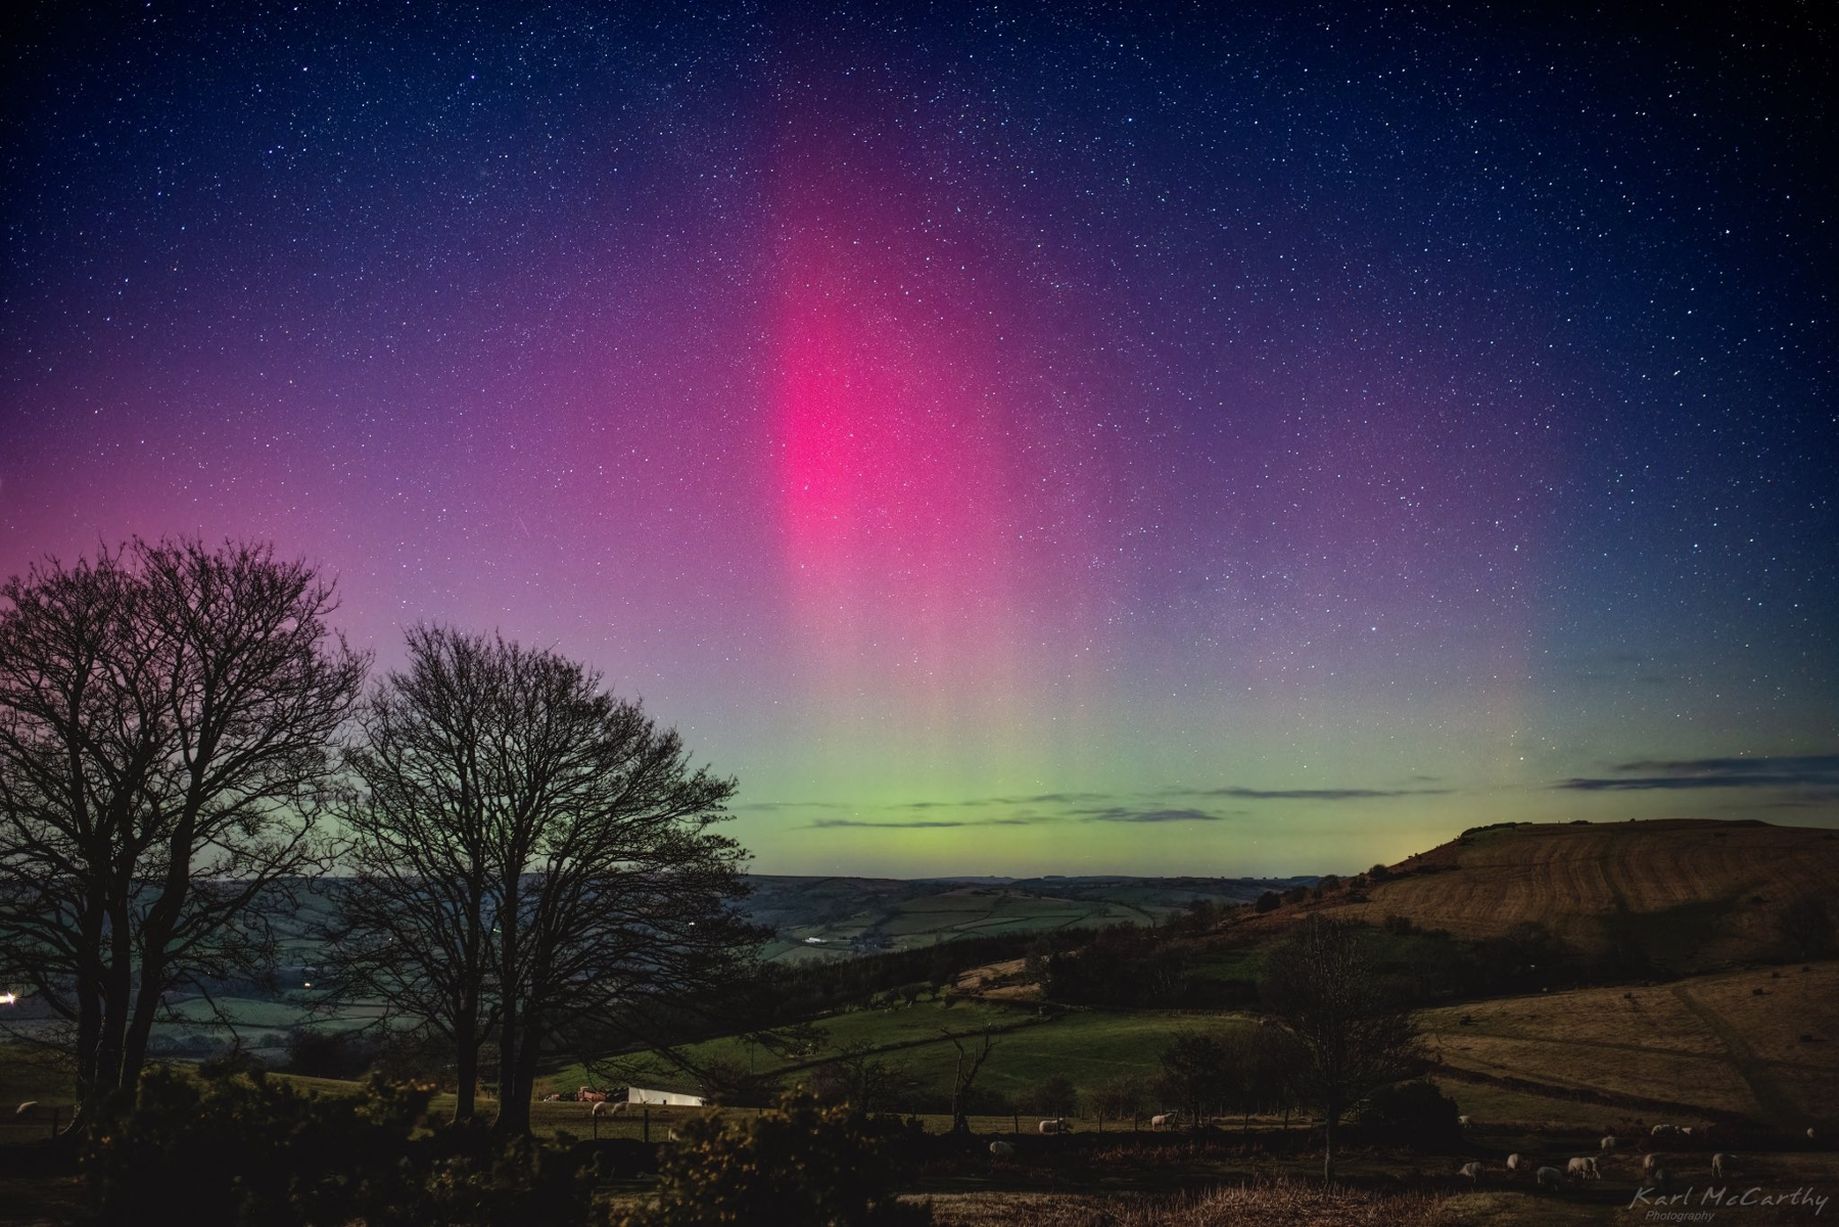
[1536,1166,1563,1191]
[1038,1118,1068,1135]
[1643,1153,1663,1174]
[1651,1123,1679,1138]
[591,1099,616,1118]
[1566,1156,1600,1180]
[1712,1153,1734,1178]
[1458,1161,1482,1184]
[989,1140,1015,1158]
[1457,1114,1471,1128]
[1600,1135,1617,1153]
[541,1093,561,1102]
[1506,1153,1526,1174]
[1149,1113,1175,1131]
[14,1101,37,1115]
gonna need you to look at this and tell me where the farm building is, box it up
[625,1086,708,1107]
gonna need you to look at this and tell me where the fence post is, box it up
[643,1104,650,1143]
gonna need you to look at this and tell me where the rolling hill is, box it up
[743,873,1315,961]
[1327,818,1839,971]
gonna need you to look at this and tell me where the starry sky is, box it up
[2,2,1834,877]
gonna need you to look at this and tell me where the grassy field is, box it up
[756,884,1154,960]
[1421,962,1839,1128]
[553,998,1258,1110]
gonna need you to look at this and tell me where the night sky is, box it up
[2,2,1834,877]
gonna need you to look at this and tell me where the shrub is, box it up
[611,1092,929,1226]
[283,1026,380,1079]
[1253,891,1281,914]
[83,1066,596,1226]
[1358,1079,1462,1150]
[1021,1074,1080,1118]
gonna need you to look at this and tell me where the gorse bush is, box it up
[1358,1079,1462,1151]
[83,1067,597,1226]
[610,1092,929,1227]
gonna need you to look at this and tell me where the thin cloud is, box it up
[892,791,1119,810]
[801,816,1048,831]
[1078,807,1227,824]
[1557,754,1839,792]
[1168,785,1451,801]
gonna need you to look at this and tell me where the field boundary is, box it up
[1669,984,1799,1124]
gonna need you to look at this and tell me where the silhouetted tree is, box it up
[697,1055,782,1108]
[1086,1072,1150,1130]
[942,1027,998,1134]
[1157,1032,1234,1125]
[0,540,364,1132]
[1262,915,1423,1183]
[1023,1073,1079,1119]
[332,627,754,1134]
[811,1040,919,1115]
[329,626,507,1120]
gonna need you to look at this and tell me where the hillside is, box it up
[743,873,1314,961]
[1331,819,1839,970]
[1424,962,1839,1129]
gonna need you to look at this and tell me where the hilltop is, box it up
[1319,818,1839,972]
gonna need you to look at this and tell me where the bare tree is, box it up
[941,1027,998,1134]
[1086,1072,1149,1131]
[327,625,501,1120]
[334,628,753,1135]
[0,540,364,1130]
[1262,915,1423,1183]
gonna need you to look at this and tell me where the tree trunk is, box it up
[68,905,107,1134]
[1322,1094,1341,1184]
[494,1005,520,1133]
[88,894,136,1117]
[453,1012,478,1121]
[493,877,521,1134]
[495,1012,541,1136]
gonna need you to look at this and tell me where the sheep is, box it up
[591,1099,614,1118]
[1712,1153,1734,1178]
[541,1093,562,1103]
[14,1101,38,1116]
[1651,1123,1679,1138]
[1680,1125,1695,1140]
[1536,1166,1563,1191]
[1037,1118,1068,1135]
[1642,1152,1663,1174]
[989,1140,1015,1158]
[1809,1127,1819,1144]
[1565,1156,1600,1180]
[1457,1114,1471,1128]
[1458,1161,1482,1185]
[1149,1113,1175,1131]
[1600,1135,1617,1153]
[1506,1153,1526,1174]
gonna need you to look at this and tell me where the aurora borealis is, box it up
[2,3,1833,877]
